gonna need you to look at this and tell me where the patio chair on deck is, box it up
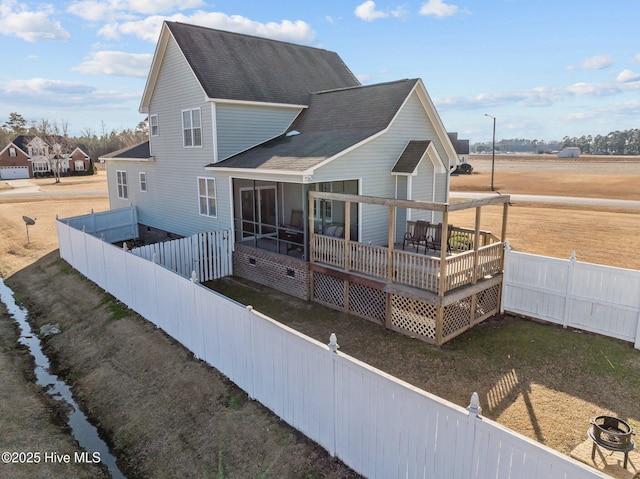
[280,209,304,254]
[403,220,429,254]
[426,223,452,253]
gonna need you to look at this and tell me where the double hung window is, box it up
[182,108,202,147]
[117,170,128,199]
[150,115,159,137]
[198,177,216,217]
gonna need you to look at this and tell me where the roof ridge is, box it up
[313,78,418,95]
[166,21,334,53]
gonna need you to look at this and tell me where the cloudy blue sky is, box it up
[1,0,638,143]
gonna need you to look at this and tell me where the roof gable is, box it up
[207,79,418,172]
[10,135,86,157]
[140,22,360,112]
[392,140,432,174]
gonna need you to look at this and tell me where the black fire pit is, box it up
[588,415,636,469]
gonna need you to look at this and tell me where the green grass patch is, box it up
[100,294,130,322]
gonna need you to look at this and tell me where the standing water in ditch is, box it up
[0,278,126,479]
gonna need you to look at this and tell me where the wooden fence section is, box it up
[59,205,138,243]
[502,243,640,349]
[56,219,607,479]
[131,230,232,282]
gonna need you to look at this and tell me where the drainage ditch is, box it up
[0,278,127,479]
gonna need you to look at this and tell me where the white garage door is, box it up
[0,166,30,179]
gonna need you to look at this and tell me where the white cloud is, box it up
[3,78,95,95]
[419,0,459,17]
[0,1,70,42]
[436,79,640,111]
[567,54,613,71]
[99,11,316,45]
[355,1,388,21]
[632,53,640,63]
[73,51,153,78]
[391,6,409,18]
[617,69,640,83]
[0,77,140,110]
[356,73,375,84]
[67,0,204,21]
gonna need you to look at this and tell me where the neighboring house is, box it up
[0,135,91,179]
[448,132,470,165]
[448,132,472,173]
[557,146,581,158]
[100,21,508,347]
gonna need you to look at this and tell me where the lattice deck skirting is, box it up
[390,295,438,340]
[313,271,345,308]
[312,267,503,346]
[348,282,386,323]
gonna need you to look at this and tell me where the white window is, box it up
[198,177,216,217]
[33,161,50,173]
[74,160,85,171]
[9,147,16,157]
[139,172,147,192]
[116,170,128,199]
[150,115,158,137]
[314,182,332,222]
[182,108,202,147]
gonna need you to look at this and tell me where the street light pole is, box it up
[484,114,496,191]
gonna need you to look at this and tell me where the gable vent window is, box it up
[9,147,16,157]
[182,108,202,147]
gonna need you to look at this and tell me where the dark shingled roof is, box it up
[166,21,360,106]
[12,135,77,153]
[447,132,470,155]
[392,140,432,174]
[100,141,151,160]
[208,79,419,171]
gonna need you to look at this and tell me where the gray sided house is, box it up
[102,21,460,300]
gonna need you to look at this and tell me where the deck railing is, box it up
[312,234,504,294]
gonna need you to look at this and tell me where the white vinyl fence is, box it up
[131,230,232,282]
[58,206,138,243]
[56,219,607,479]
[502,243,640,349]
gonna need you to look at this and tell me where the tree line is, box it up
[474,129,640,155]
[560,129,640,155]
[1,112,148,161]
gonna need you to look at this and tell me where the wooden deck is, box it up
[311,233,504,295]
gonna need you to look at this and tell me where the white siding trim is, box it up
[211,103,218,162]
[413,80,459,164]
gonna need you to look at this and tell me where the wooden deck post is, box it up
[438,211,449,297]
[472,207,481,285]
[435,210,449,346]
[387,205,396,284]
[343,201,352,313]
[500,201,509,270]
[344,201,351,272]
[309,194,315,299]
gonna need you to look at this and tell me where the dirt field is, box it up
[450,154,640,269]
[0,158,639,477]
